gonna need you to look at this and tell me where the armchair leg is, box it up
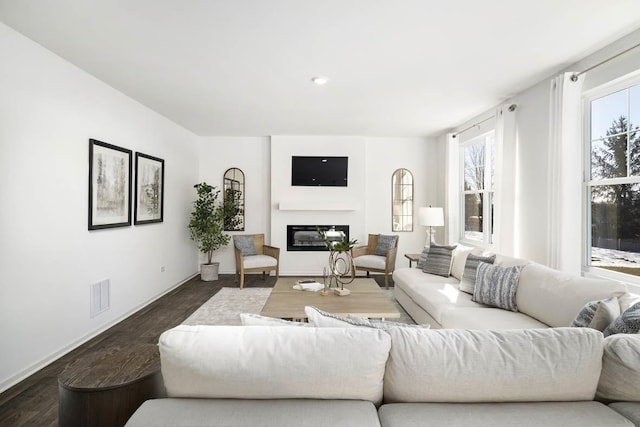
[384,274,389,290]
[366,272,370,278]
[262,271,266,280]
[239,272,245,289]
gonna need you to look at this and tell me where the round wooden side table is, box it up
[58,343,164,427]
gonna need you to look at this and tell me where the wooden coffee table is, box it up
[260,277,400,320]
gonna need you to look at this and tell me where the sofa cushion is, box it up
[374,234,398,256]
[383,327,603,403]
[609,402,640,427]
[378,402,633,427]
[440,307,549,329]
[571,297,620,331]
[450,244,475,280]
[392,268,486,323]
[159,325,391,404]
[353,254,386,270]
[242,254,277,268]
[422,244,456,277]
[126,399,382,427]
[233,235,257,256]
[494,254,529,267]
[459,253,496,294]
[516,263,628,327]
[597,333,640,402]
[604,302,640,336]
[472,263,523,312]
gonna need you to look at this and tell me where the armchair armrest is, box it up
[385,246,398,272]
[263,245,280,259]
[351,245,369,258]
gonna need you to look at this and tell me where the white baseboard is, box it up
[0,272,198,394]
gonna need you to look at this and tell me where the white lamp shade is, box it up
[418,207,444,227]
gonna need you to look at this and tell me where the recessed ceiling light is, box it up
[311,76,329,85]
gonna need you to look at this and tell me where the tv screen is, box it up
[291,156,348,187]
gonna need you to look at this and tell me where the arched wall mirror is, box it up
[223,167,245,231]
[392,168,414,232]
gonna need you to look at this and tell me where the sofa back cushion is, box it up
[597,334,640,402]
[516,263,627,327]
[159,325,391,404]
[383,327,603,403]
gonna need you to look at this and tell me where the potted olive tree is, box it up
[188,182,231,281]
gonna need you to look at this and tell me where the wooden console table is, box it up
[58,343,164,427]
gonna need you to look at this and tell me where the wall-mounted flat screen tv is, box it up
[291,156,348,187]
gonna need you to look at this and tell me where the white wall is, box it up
[198,137,271,273]
[0,23,199,391]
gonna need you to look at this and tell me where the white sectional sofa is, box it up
[125,324,640,427]
[393,248,634,329]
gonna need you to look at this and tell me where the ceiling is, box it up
[2,0,640,137]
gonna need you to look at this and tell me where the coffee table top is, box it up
[260,277,400,320]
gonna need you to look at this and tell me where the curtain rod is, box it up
[571,41,640,82]
[452,115,495,138]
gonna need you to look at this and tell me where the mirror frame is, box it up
[223,167,245,231]
[391,168,414,232]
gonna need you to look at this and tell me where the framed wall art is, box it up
[134,152,164,225]
[88,139,132,230]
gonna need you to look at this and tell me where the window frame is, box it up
[582,72,640,294]
[459,130,495,247]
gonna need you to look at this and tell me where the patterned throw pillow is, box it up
[416,247,430,269]
[571,297,621,331]
[374,234,399,256]
[603,302,640,337]
[459,254,497,294]
[233,235,257,256]
[422,244,457,277]
[472,263,523,312]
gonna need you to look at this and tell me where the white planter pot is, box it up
[200,263,220,281]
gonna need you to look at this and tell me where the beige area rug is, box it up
[182,287,415,326]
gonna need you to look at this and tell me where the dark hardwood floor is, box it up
[0,274,277,426]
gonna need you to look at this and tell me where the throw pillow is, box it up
[459,254,497,294]
[374,234,399,256]
[233,235,257,256]
[304,306,429,330]
[603,302,640,337]
[472,263,523,312]
[571,297,621,331]
[422,244,457,277]
[416,247,430,269]
[240,313,307,326]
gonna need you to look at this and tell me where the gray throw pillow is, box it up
[233,235,257,256]
[571,297,620,331]
[603,302,640,337]
[416,247,430,269]
[459,254,497,294]
[374,234,399,256]
[472,263,523,312]
[422,244,456,277]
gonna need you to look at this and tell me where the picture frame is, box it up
[88,139,132,230]
[134,152,165,225]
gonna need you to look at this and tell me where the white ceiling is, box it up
[2,0,640,137]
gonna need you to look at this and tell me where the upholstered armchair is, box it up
[233,234,280,289]
[351,234,399,289]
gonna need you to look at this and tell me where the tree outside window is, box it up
[461,132,494,243]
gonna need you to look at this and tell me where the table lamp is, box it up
[418,207,444,247]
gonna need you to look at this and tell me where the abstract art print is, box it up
[88,139,132,230]
[134,152,164,225]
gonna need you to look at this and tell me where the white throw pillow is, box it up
[450,244,475,280]
[240,313,307,326]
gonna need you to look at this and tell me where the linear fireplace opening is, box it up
[287,225,349,251]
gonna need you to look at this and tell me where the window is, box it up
[586,80,640,278]
[460,132,494,244]
[392,168,413,231]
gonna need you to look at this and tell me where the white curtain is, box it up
[493,104,518,255]
[547,72,584,274]
[444,133,459,245]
